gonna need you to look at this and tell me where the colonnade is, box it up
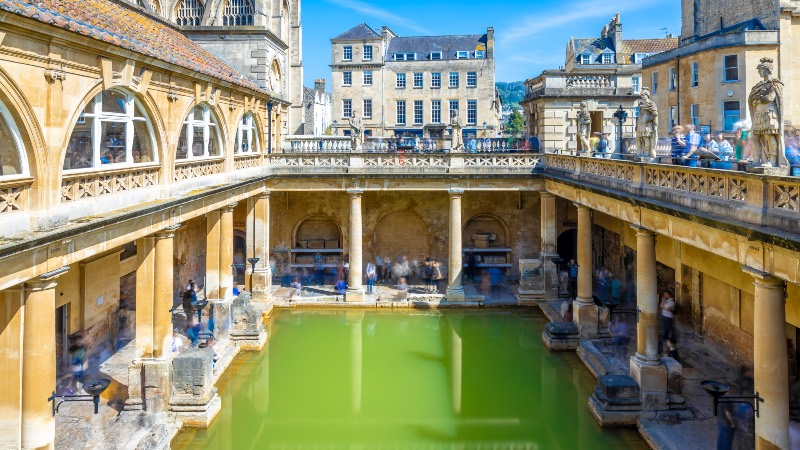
[540,193,792,450]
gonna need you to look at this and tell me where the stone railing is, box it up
[525,72,627,99]
[174,158,225,182]
[234,153,263,170]
[283,135,351,152]
[61,165,159,203]
[565,75,613,89]
[0,177,31,213]
[268,151,541,175]
[542,154,798,234]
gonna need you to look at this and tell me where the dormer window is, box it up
[456,51,469,59]
[602,53,613,64]
[430,51,442,60]
[405,53,416,61]
[580,54,590,65]
[475,50,485,59]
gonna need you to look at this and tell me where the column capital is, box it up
[25,266,69,291]
[573,202,590,211]
[742,265,786,288]
[346,188,364,196]
[154,224,181,240]
[257,190,271,199]
[221,203,237,212]
[449,188,464,196]
[630,224,655,237]
[539,191,555,199]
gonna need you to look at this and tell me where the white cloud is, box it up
[322,0,432,35]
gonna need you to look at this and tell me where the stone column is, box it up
[135,236,156,359]
[218,204,236,300]
[153,227,177,359]
[745,267,790,450]
[205,210,221,299]
[629,226,668,409]
[247,191,271,300]
[573,203,597,337]
[540,192,559,298]
[0,289,24,450]
[447,189,465,302]
[346,189,365,302]
[21,267,68,450]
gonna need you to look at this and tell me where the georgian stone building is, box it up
[303,79,333,135]
[330,24,501,139]
[642,0,800,136]
[521,14,677,152]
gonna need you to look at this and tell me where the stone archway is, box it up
[462,214,508,248]
[372,210,430,269]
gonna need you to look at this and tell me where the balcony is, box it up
[523,72,635,100]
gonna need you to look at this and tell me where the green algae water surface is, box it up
[173,309,645,449]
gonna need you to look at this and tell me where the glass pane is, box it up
[101,91,127,115]
[177,124,189,159]
[101,121,127,164]
[64,116,94,170]
[241,128,250,153]
[191,106,204,121]
[209,126,220,156]
[132,120,154,163]
[0,114,21,175]
[192,125,204,157]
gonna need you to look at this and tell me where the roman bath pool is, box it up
[172,309,645,449]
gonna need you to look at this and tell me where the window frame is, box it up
[430,51,442,60]
[396,73,406,89]
[396,100,406,125]
[691,62,699,87]
[723,100,741,131]
[177,104,222,161]
[690,104,700,127]
[449,100,459,120]
[632,76,640,94]
[431,72,441,88]
[723,55,739,82]
[467,72,477,88]
[363,45,373,61]
[0,101,28,177]
[602,53,613,64]
[669,106,677,130]
[580,54,590,65]
[474,50,485,59]
[668,67,676,91]
[342,71,352,86]
[343,45,352,61]
[652,72,658,94]
[413,100,423,125]
[456,51,469,59]
[449,72,459,88]
[363,99,372,119]
[234,113,259,154]
[467,100,477,125]
[413,72,423,89]
[342,99,352,119]
[431,100,441,124]
[362,70,372,86]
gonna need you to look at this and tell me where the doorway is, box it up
[55,304,69,376]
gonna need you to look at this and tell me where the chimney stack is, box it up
[315,78,326,92]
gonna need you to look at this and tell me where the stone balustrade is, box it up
[0,177,31,213]
[525,72,622,99]
[234,154,263,170]
[284,135,351,152]
[61,164,159,203]
[174,158,225,182]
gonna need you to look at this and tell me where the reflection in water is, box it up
[173,309,646,449]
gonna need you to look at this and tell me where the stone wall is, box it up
[174,217,207,296]
[681,0,779,38]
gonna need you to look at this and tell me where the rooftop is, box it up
[386,34,488,61]
[0,0,263,92]
[333,23,381,40]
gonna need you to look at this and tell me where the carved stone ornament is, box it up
[44,69,66,83]
[167,91,179,102]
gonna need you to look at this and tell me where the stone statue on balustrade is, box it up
[636,87,659,158]
[577,102,592,154]
[450,110,464,151]
[349,111,364,152]
[748,57,789,173]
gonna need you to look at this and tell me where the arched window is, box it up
[280,0,289,41]
[0,101,28,177]
[176,0,204,26]
[177,105,221,159]
[138,0,162,15]
[63,90,156,171]
[269,60,282,94]
[234,114,259,153]
[222,0,254,26]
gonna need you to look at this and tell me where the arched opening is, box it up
[462,214,511,276]
[175,0,204,26]
[63,89,156,170]
[372,210,431,272]
[291,215,343,279]
[280,0,289,42]
[557,228,577,264]
[222,0,254,26]
[0,100,29,177]
[138,0,162,16]
[176,104,222,160]
[235,113,259,154]
[269,60,282,95]
[233,231,247,285]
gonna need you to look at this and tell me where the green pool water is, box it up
[172,309,645,449]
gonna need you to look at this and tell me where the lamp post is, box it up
[701,379,764,417]
[612,105,628,159]
[247,257,260,292]
[48,379,111,415]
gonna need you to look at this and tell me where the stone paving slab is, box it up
[638,417,717,450]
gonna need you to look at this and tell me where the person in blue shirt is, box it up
[670,126,687,159]
[681,124,702,161]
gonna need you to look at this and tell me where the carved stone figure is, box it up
[576,102,592,154]
[636,88,659,158]
[348,111,364,151]
[450,111,464,151]
[748,57,788,169]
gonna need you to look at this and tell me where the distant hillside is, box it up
[496,81,525,108]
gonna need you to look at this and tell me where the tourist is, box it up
[681,124,701,163]
[375,255,384,283]
[186,316,203,347]
[365,261,376,294]
[334,279,347,295]
[313,252,325,285]
[671,126,687,159]
[717,386,738,450]
[562,301,573,322]
[659,291,677,355]
[489,266,503,298]
[567,259,578,299]
[343,255,350,281]
[68,335,87,392]
[100,149,112,164]
[709,133,734,160]
[589,132,600,153]
[609,315,630,360]
[383,256,391,283]
[182,280,198,319]
[734,122,749,161]
[290,277,302,290]
[422,257,434,292]
[431,258,443,293]
[171,329,185,354]
[596,133,610,158]
[466,250,477,281]
[610,274,622,304]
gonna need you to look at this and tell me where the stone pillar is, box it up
[346,189,365,302]
[447,189,465,302]
[540,192,559,299]
[218,204,236,300]
[205,211,221,299]
[135,236,156,359]
[247,191,271,300]
[629,226,668,409]
[153,227,177,359]
[745,267,790,450]
[0,289,23,450]
[573,203,597,338]
[21,267,68,450]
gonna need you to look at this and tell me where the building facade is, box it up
[303,79,333,135]
[521,14,677,152]
[642,0,800,137]
[330,24,501,139]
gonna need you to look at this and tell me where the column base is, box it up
[541,321,580,352]
[170,348,220,428]
[250,269,272,302]
[588,374,642,427]
[574,300,598,339]
[209,298,234,340]
[446,286,465,302]
[125,359,172,413]
[345,287,365,302]
[629,354,669,411]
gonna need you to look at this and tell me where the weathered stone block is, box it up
[598,374,640,400]
[574,301,598,338]
[662,357,683,394]
[230,293,268,350]
[172,348,214,399]
[210,298,233,339]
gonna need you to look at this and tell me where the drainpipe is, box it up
[267,101,274,154]
[676,56,681,126]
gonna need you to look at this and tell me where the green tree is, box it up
[506,109,524,135]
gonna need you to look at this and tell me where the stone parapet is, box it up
[230,292,268,350]
[170,348,220,428]
[541,321,580,351]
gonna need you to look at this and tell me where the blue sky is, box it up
[300,0,682,86]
